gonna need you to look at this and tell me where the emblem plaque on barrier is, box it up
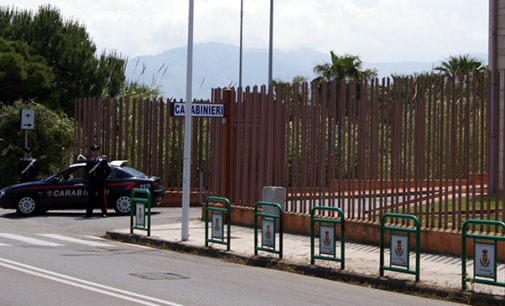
[262,218,275,248]
[474,242,496,280]
[136,203,145,227]
[390,233,409,268]
[319,225,335,256]
[212,212,224,239]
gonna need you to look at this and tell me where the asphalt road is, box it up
[0,206,203,237]
[0,207,459,306]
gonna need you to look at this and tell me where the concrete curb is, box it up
[106,231,505,306]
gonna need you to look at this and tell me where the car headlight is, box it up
[0,191,4,198]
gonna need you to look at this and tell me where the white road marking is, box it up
[36,234,113,247]
[0,243,11,246]
[123,243,153,249]
[0,257,186,306]
[82,235,151,249]
[0,233,63,246]
[82,235,109,241]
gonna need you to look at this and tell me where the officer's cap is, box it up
[90,145,100,151]
[24,147,32,153]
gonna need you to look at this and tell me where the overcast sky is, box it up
[7,0,489,63]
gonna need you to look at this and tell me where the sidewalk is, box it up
[107,217,505,305]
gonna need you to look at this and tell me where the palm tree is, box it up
[434,54,486,75]
[434,54,488,98]
[313,51,377,82]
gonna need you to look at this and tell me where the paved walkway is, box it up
[107,217,505,304]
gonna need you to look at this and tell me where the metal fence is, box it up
[216,72,502,231]
[75,71,503,231]
[73,97,219,192]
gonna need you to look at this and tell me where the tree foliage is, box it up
[0,38,54,103]
[0,100,74,188]
[272,75,308,102]
[312,51,378,104]
[313,51,377,82]
[435,54,487,75]
[0,4,125,113]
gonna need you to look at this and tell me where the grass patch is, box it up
[375,194,504,232]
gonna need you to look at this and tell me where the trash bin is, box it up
[262,186,286,230]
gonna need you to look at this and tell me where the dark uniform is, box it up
[84,145,111,218]
[18,148,39,183]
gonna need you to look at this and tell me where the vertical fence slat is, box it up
[501,70,505,225]
[191,108,198,189]
[501,69,505,225]
[328,81,337,209]
[320,81,328,210]
[405,77,412,221]
[124,98,130,163]
[158,100,164,182]
[457,73,465,229]
[427,76,435,228]
[89,98,95,152]
[243,87,252,206]
[74,99,79,159]
[176,116,183,189]
[164,101,171,189]
[105,99,111,157]
[309,83,318,212]
[267,85,274,186]
[291,84,300,212]
[235,88,244,205]
[301,82,309,213]
[96,98,102,149]
[142,99,149,174]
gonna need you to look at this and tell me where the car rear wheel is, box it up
[114,194,131,214]
[16,194,40,215]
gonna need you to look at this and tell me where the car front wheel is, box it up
[16,194,40,215]
[114,194,131,215]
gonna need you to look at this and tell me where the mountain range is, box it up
[124,42,488,101]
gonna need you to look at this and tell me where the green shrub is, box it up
[0,100,73,188]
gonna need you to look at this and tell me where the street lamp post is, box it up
[268,0,273,85]
[239,0,244,89]
[182,0,194,241]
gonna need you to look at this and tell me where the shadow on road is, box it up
[0,211,161,219]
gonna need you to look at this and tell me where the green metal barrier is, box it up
[462,219,505,290]
[310,206,345,268]
[130,189,151,236]
[380,213,421,281]
[254,201,283,259]
[204,196,231,251]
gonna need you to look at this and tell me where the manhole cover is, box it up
[130,272,189,280]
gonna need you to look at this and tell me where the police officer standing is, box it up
[83,145,111,218]
[18,147,39,183]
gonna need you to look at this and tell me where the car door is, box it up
[50,166,88,209]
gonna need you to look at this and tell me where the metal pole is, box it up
[24,130,28,149]
[182,0,194,241]
[268,0,273,85]
[490,0,498,194]
[239,0,243,89]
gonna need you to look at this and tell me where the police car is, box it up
[0,160,164,215]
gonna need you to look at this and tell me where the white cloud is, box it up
[9,0,488,62]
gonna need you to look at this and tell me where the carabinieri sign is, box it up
[170,102,225,118]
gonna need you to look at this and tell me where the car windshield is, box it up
[44,166,86,181]
[121,166,148,178]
